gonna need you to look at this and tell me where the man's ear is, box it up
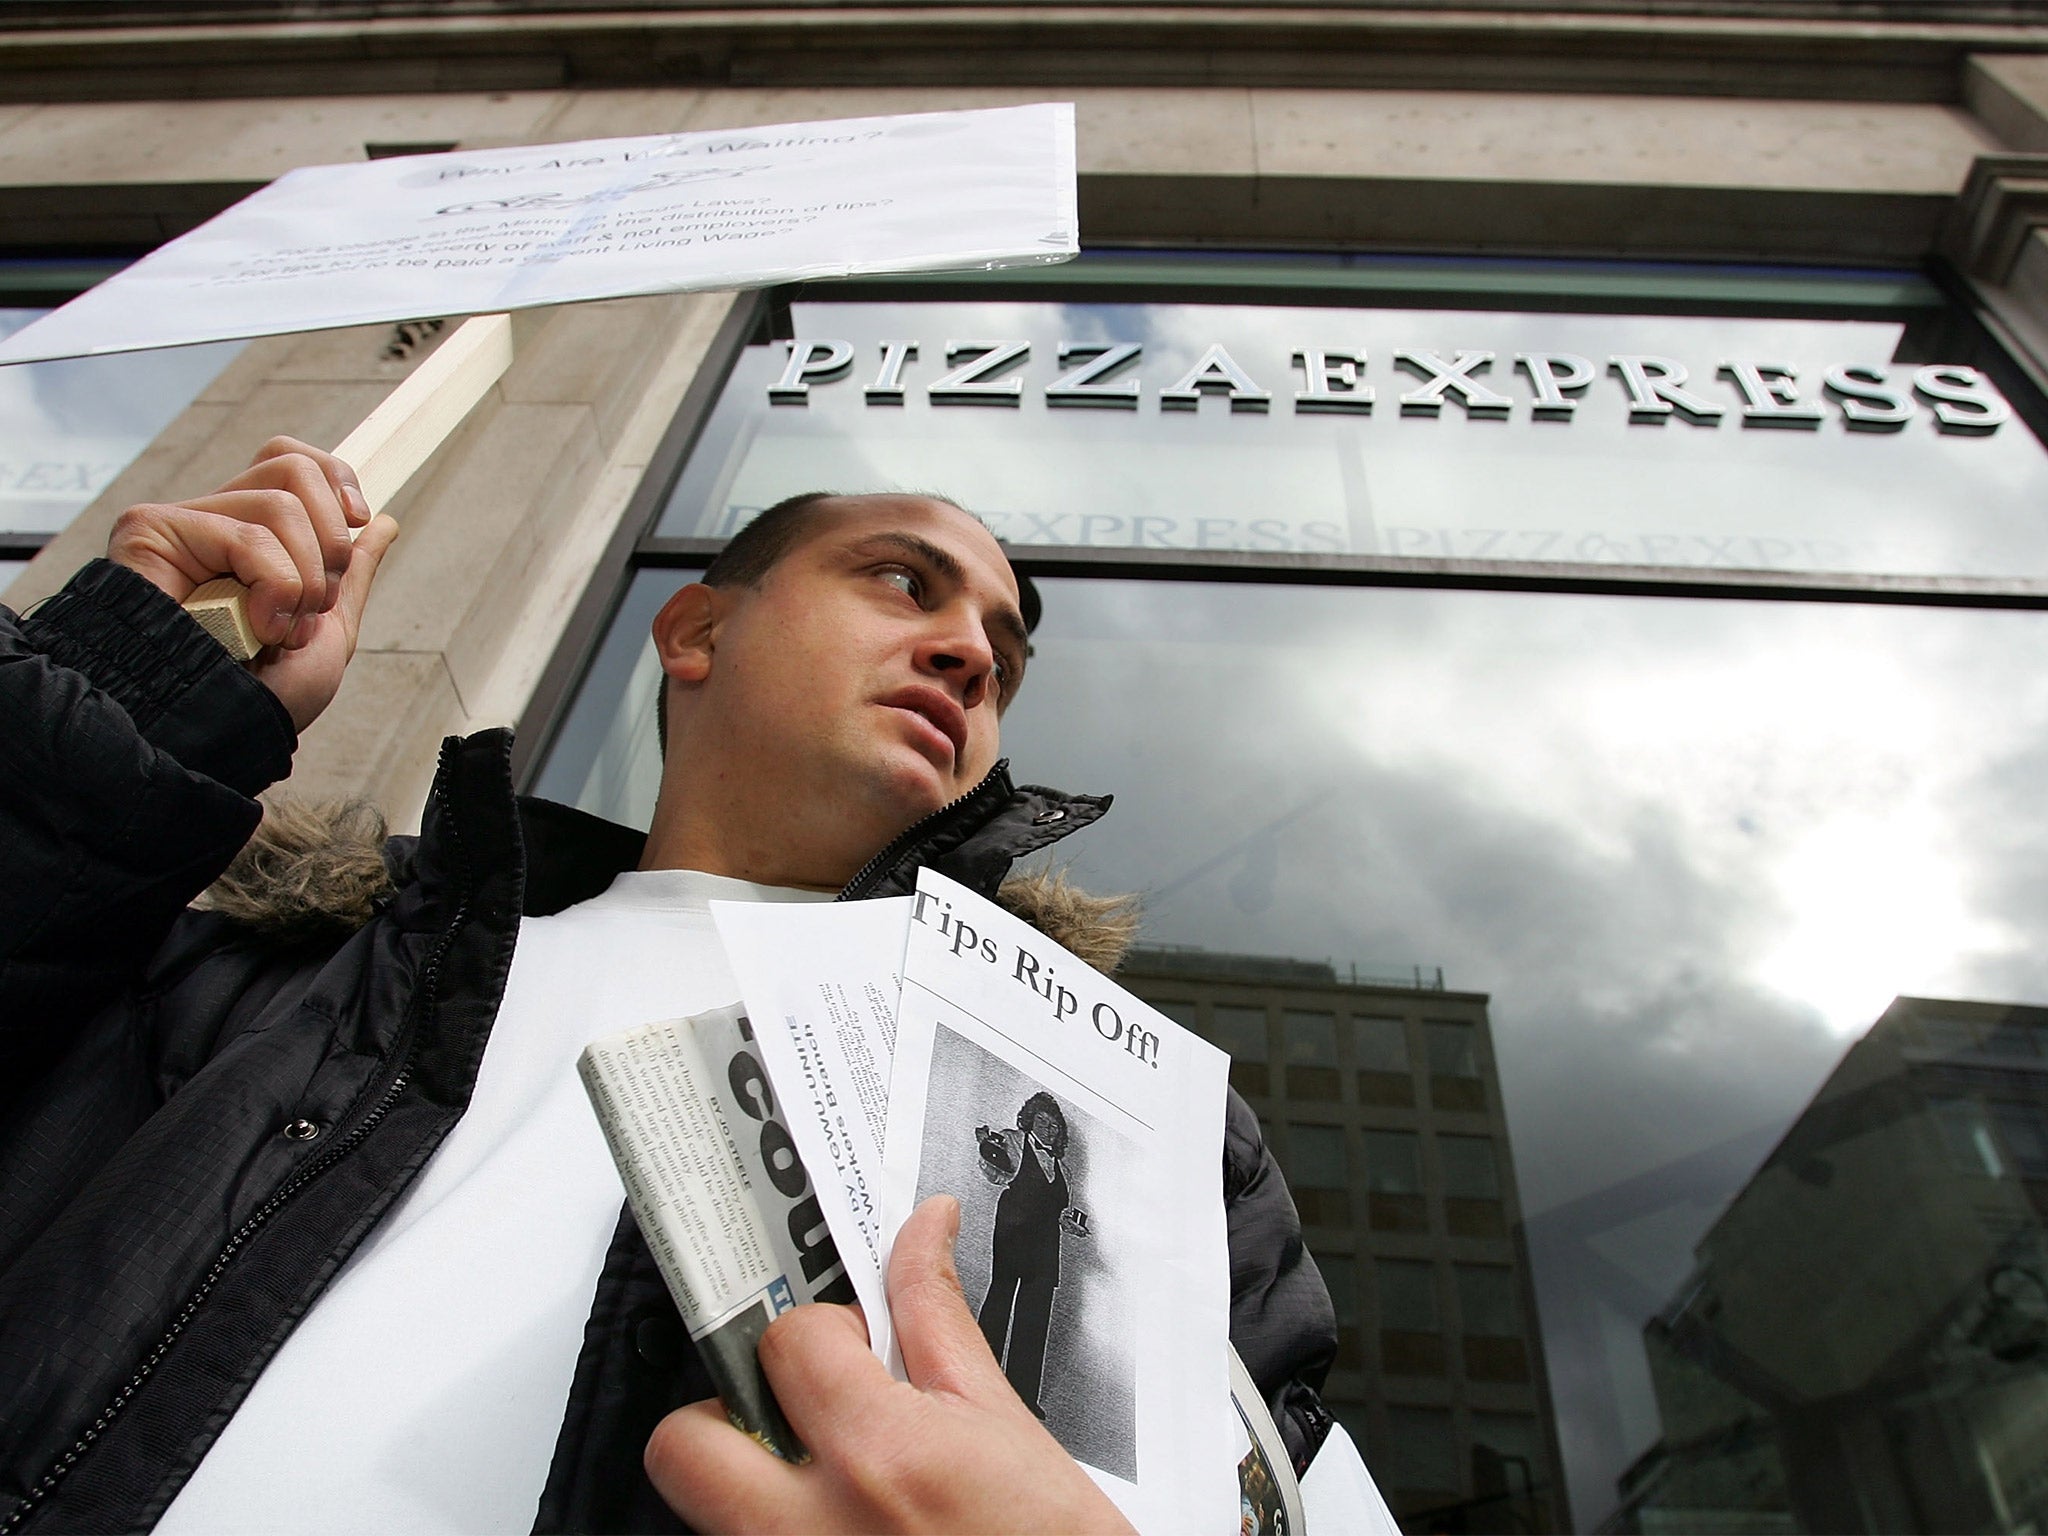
[651,582,723,685]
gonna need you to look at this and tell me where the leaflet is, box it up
[880,868,1236,1533]
[711,895,911,1361]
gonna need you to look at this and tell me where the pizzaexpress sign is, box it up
[767,338,2012,433]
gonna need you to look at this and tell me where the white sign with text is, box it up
[0,104,1077,365]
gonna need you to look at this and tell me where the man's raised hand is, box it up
[107,436,398,733]
[644,1194,1136,1535]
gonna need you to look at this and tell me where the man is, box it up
[1,437,1353,1532]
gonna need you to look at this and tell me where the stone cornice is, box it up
[1,7,2046,103]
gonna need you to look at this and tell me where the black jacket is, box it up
[1,560,1335,1534]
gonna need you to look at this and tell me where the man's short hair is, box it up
[701,490,847,590]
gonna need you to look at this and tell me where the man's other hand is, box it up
[107,436,398,732]
[645,1195,1136,1535]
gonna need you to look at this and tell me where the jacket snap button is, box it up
[1032,808,1067,826]
[282,1119,320,1141]
[635,1313,684,1369]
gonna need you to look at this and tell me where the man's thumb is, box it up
[336,514,399,621]
[888,1194,1013,1403]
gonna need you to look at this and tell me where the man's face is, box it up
[1030,1109,1060,1147]
[681,495,1029,845]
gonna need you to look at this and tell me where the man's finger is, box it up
[216,451,355,613]
[645,1398,818,1535]
[110,502,304,646]
[888,1194,1017,1405]
[754,1299,903,1449]
[180,487,333,635]
[250,434,371,527]
[331,514,399,632]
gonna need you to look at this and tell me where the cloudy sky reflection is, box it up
[998,579,2048,1525]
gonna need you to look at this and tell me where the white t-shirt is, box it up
[1301,1423,1403,1534]
[158,869,831,1536]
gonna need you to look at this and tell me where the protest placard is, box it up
[0,103,1076,365]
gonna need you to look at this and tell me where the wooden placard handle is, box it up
[183,312,516,660]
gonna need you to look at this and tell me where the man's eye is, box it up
[878,568,921,600]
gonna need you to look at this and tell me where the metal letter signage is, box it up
[1718,361,1825,430]
[1160,344,1271,412]
[1292,349,1374,414]
[1822,364,1914,431]
[1394,349,1512,418]
[1912,365,2012,433]
[1608,355,1726,424]
[765,336,2013,437]
[1046,342,1143,408]
[864,339,919,403]
[926,340,1031,404]
[770,339,854,402]
[1514,353,1596,419]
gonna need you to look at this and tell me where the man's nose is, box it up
[916,616,994,706]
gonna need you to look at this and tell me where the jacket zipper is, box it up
[4,743,476,1536]
[836,761,1010,902]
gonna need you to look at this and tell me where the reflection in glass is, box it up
[1379,1259,1442,1333]
[1291,1124,1350,1188]
[533,568,2048,1531]
[1366,1131,1423,1196]
[1384,1406,1461,1499]
[1614,997,2048,1534]
[1285,1008,1341,1100]
[1427,1020,1480,1078]
[1441,1135,1503,1200]
[531,569,698,819]
[1458,1264,1524,1338]
[658,299,2048,577]
[0,311,244,535]
[1321,1251,1364,1371]
[1357,1015,1411,1071]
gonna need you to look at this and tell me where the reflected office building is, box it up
[1608,998,2048,1534]
[1121,946,1566,1533]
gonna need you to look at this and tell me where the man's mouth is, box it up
[879,685,968,768]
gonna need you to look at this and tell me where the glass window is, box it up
[1318,1252,1360,1328]
[661,297,2048,578]
[531,568,697,820]
[1932,1098,2006,1178]
[1364,1130,1421,1196]
[540,280,2048,1532]
[1992,1101,2048,1179]
[1288,1124,1348,1189]
[1152,998,1199,1030]
[1456,1265,1522,1337]
[1379,1406,1459,1495]
[1377,1259,1441,1333]
[1208,1004,1269,1063]
[1983,1018,2046,1059]
[1426,1020,1480,1078]
[1439,1135,1501,1201]
[1471,1414,1550,1519]
[0,308,244,537]
[1354,1015,1409,1071]
[1283,1009,1338,1065]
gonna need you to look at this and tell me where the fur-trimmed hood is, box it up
[199,796,1140,973]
